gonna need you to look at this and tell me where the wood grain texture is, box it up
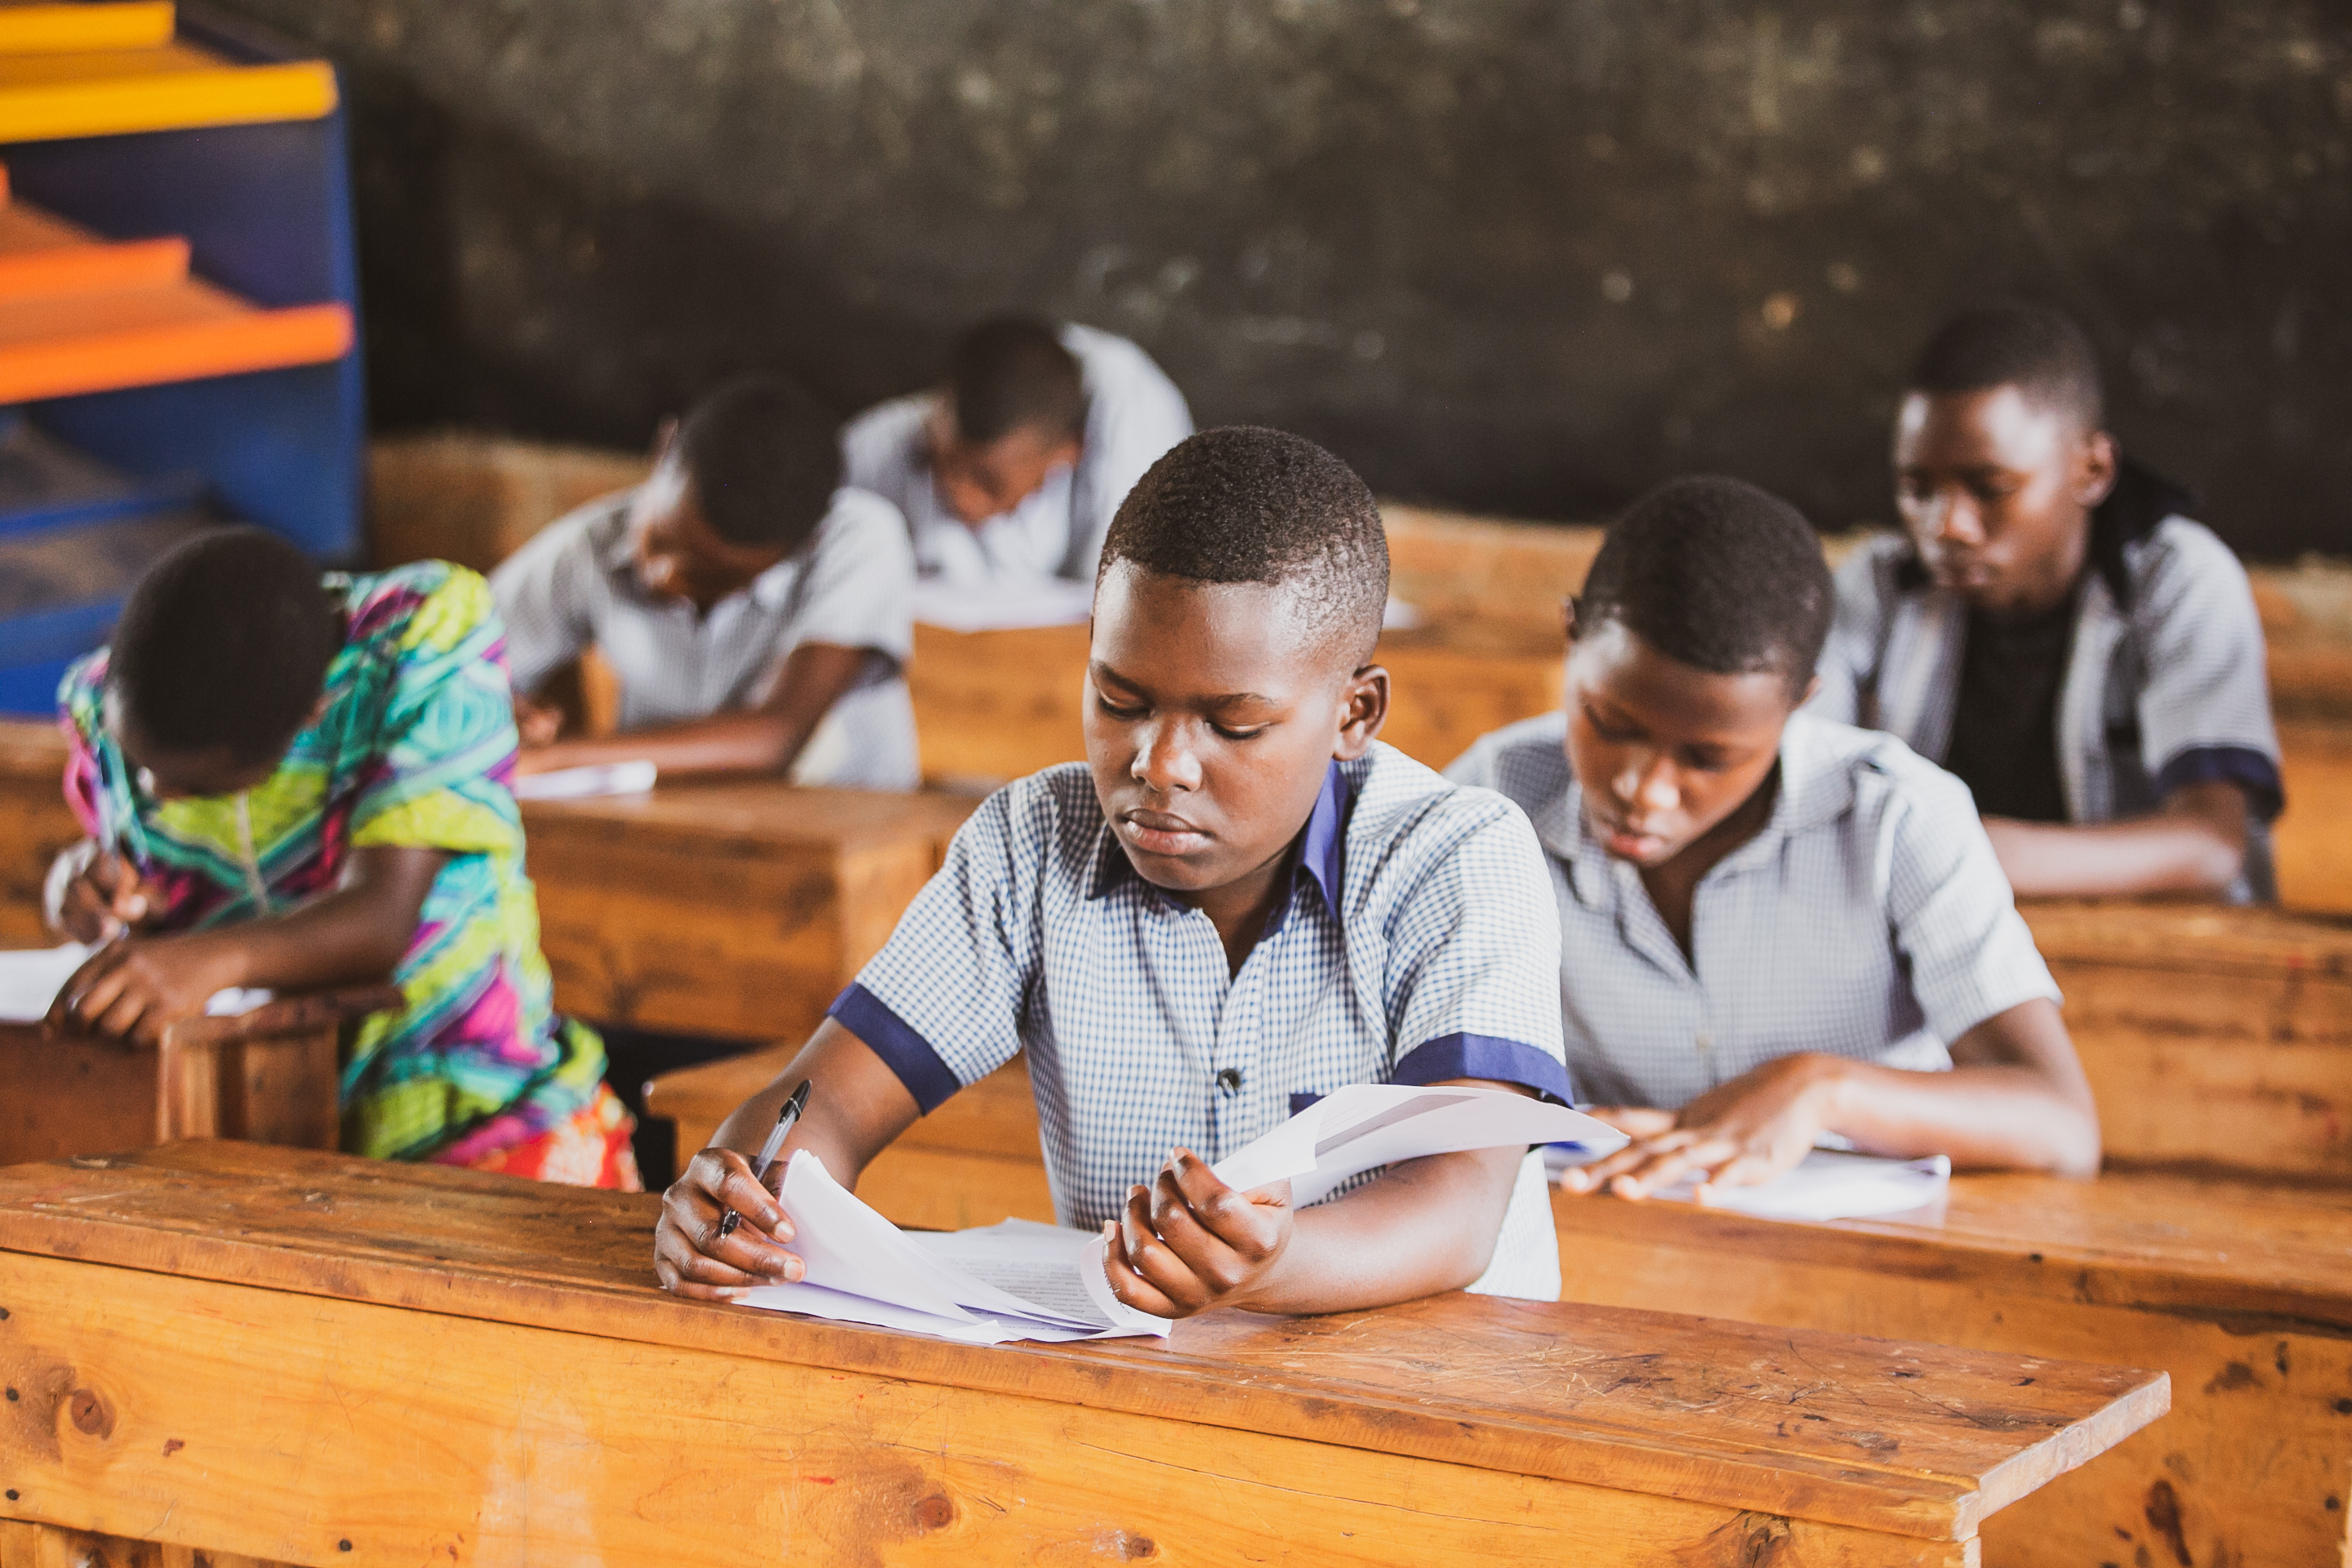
[519,782,976,1040]
[1550,1173,2352,1568]
[0,1143,2162,1548]
[2277,719,2352,914]
[0,990,399,1165]
[0,724,71,950]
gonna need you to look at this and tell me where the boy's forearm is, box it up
[195,846,448,993]
[1813,1056,2102,1177]
[704,1018,924,1191]
[1238,1144,1526,1314]
[523,711,815,778]
[1986,782,2249,898]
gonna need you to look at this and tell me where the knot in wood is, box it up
[67,1388,113,1439]
[911,1493,955,1532]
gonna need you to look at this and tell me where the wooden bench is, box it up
[0,986,400,1164]
[0,1141,2163,1566]
[519,781,978,1043]
[1549,1170,2352,1567]
[653,1050,2352,1566]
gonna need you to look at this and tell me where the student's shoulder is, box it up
[1830,530,1915,596]
[1442,711,1570,806]
[1784,710,1978,835]
[840,394,931,479]
[2125,514,2258,619]
[809,484,913,559]
[1347,742,1546,888]
[338,561,501,660]
[952,762,1107,877]
[1058,322,1180,394]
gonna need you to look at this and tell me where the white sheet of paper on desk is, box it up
[510,760,657,802]
[1630,1150,1951,1222]
[733,1152,1171,1343]
[911,576,1096,633]
[1210,1084,1629,1207]
[0,944,273,1023]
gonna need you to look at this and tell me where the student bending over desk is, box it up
[1812,301,2283,901]
[42,529,637,1187]
[659,428,1574,1315]
[1448,477,2100,1200]
[492,373,920,788]
[841,314,1192,587]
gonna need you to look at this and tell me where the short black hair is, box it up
[109,527,341,764]
[1578,475,1830,697]
[1909,301,2105,430]
[1099,426,1388,662]
[674,373,842,549]
[945,315,1086,445]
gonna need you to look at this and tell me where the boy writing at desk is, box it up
[1449,478,2099,1200]
[1813,301,2283,901]
[492,373,920,789]
[657,428,1574,1312]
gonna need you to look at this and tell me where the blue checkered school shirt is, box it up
[831,742,1573,1298]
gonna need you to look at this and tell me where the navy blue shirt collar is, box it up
[1087,760,1354,923]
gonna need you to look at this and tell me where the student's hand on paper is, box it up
[1100,1148,1294,1318]
[1559,1055,1837,1200]
[653,1147,808,1299]
[512,693,564,750]
[47,932,242,1047]
[50,844,155,943]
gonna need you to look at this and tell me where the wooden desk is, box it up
[0,987,400,1164]
[0,1143,2162,1566]
[2022,898,2352,1178]
[1550,1170,2352,1568]
[0,721,70,949]
[520,782,978,1042]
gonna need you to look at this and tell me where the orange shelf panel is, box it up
[0,284,351,402]
[0,234,185,299]
[0,4,176,56]
[0,40,334,141]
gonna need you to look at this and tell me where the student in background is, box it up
[1448,478,2099,1200]
[1812,301,2282,901]
[656,428,1575,1312]
[841,315,1193,586]
[492,373,919,790]
[45,529,638,1187]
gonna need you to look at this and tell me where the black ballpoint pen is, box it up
[716,1078,813,1240]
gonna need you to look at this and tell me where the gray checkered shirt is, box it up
[489,485,919,788]
[1447,711,2059,1111]
[833,744,1573,1299]
[1811,519,2282,898]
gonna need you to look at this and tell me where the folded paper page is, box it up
[1212,1083,1628,1206]
[1544,1144,1952,1222]
[735,1152,1171,1343]
[510,760,657,801]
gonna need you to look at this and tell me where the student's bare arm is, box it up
[1565,997,2100,1198]
[49,845,449,1046]
[1102,1079,1534,1318]
[516,642,874,779]
[1985,779,2251,898]
[653,1018,924,1299]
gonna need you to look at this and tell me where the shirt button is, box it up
[1695,1031,1713,1053]
[1216,1067,1244,1095]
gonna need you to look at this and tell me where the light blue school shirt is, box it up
[831,742,1573,1298]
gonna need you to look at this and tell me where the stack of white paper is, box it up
[737,1152,1172,1343]
[511,760,657,802]
[1545,1143,1951,1221]
[0,944,272,1024]
[741,1087,1626,1345]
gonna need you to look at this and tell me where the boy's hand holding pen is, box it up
[46,840,154,944]
[654,1080,815,1301]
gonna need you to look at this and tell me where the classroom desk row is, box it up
[0,1140,2163,1566]
[649,1051,2352,1568]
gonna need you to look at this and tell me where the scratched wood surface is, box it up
[0,988,400,1165]
[1550,1174,2352,1568]
[0,1142,2163,1564]
[0,724,71,950]
[519,782,977,1041]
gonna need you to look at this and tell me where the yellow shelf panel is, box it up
[0,4,175,56]
[0,39,333,142]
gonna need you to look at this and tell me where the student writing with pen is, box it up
[655,428,1575,1315]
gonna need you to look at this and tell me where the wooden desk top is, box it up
[0,1141,2163,1543]
[518,779,981,858]
[1553,1169,2352,1334]
[2020,897,2352,976]
[0,983,403,1051]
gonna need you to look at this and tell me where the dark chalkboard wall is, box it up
[224,0,2349,559]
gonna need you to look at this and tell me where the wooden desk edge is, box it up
[0,1156,2167,1543]
[160,984,406,1049]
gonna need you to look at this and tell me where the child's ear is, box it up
[1561,596,1581,643]
[1332,664,1391,760]
[2074,430,2119,509]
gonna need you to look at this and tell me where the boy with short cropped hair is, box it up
[1812,301,2282,901]
[657,428,1574,1312]
[1449,477,2099,1200]
[842,315,1193,586]
[492,373,920,789]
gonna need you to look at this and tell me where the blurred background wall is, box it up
[222,0,2350,559]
